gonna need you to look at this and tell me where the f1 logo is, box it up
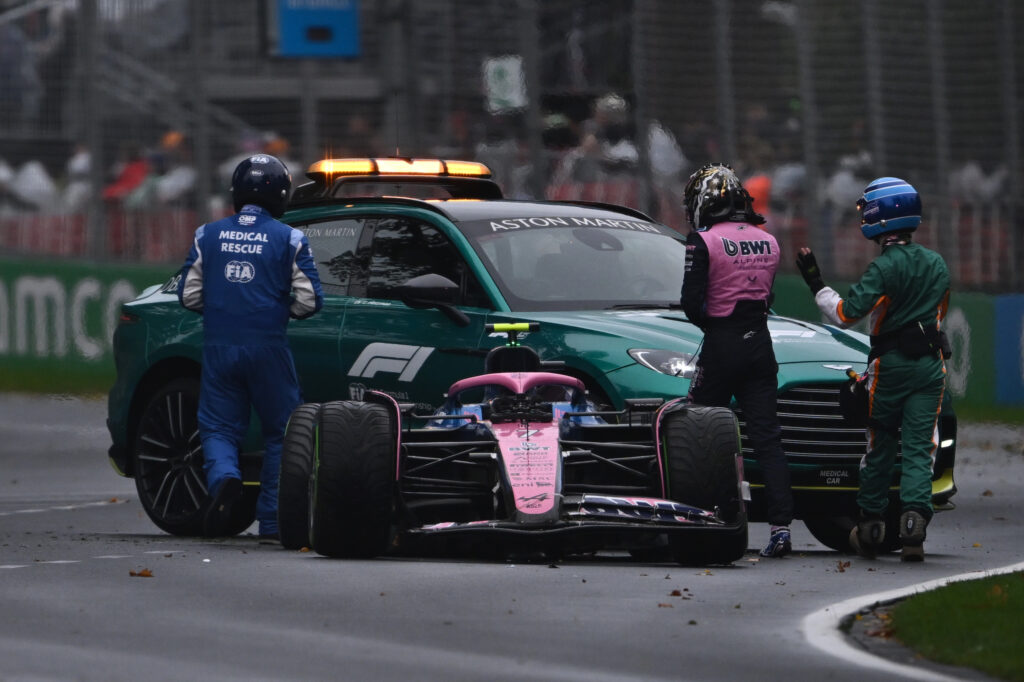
[348,343,434,381]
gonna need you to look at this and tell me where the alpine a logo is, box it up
[348,343,434,381]
[225,260,254,283]
[721,237,773,257]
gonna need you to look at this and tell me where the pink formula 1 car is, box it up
[278,323,749,565]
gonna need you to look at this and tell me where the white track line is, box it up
[802,560,1024,681]
[0,499,127,517]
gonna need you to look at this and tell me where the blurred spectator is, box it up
[949,161,1007,206]
[587,92,639,175]
[155,130,197,207]
[770,160,807,215]
[822,151,872,219]
[552,92,638,185]
[0,158,23,214]
[739,136,775,226]
[102,143,151,205]
[62,143,92,213]
[262,133,300,175]
[218,131,266,190]
[218,131,298,191]
[338,114,382,157]
[475,112,528,196]
[6,160,59,212]
[647,120,688,223]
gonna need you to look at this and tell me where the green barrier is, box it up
[0,257,173,393]
[774,274,1019,416]
[1,258,1019,414]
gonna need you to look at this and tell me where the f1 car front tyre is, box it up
[278,402,321,550]
[661,405,748,565]
[310,401,396,558]
[132,377,256,537]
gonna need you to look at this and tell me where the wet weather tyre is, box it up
[662,405,748,565]
[278,402,321,550]
[132,377,256,537]
[310,401,396,558]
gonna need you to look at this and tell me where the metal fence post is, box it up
[795,0,823,261]
[81,0,105,261]
[999,0,1021,290]
[631,0,654,218]
[712,1,736,164]
[190,0,212,225]
[926,1,952,273]
[519,0,546,200]
[861,0,885,174]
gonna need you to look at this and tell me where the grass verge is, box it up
[889,572,1024,681]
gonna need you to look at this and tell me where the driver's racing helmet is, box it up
[683,163,764,231]
[230,154,292,217]
[856,176,921,240]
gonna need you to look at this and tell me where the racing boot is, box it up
[899,509,929,563]
[204,477,242,537]
[848,512,885,559]
[759,525,792,558]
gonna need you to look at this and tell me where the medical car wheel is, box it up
[133,377,256,537]
[278,402,321,550]
[310,401,395,558]
[662,405,747,565]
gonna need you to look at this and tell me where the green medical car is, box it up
[106,157,957,552]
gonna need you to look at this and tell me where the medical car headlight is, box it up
[628,349,696,378]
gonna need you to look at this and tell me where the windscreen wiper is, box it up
[606,303,682,310]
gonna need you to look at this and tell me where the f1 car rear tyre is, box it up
[278,402,321,550]
[803,505,902,554]
[311,401,396,558]
[133,377,256,537]
[661,405,747,565]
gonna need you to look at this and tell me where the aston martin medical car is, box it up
[107,157,957,553]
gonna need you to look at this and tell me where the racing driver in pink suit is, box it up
[680,163,794,558]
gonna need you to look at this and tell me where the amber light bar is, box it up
[307,158,491,178]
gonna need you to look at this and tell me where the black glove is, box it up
[796,250,825,294]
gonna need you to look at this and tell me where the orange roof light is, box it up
[307,157,492,180]
[308,159,375,176]
[444,160,491,177]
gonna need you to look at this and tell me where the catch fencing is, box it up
[0,0,1020,291]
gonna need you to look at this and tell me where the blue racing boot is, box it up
[760,525,792,558]
[203,477,242,537]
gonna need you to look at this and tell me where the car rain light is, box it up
[629,349,696,378]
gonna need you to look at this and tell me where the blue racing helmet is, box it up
[231,154,292,217]
[857,177,921,239]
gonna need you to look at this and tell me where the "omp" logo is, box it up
[348,343,434,382]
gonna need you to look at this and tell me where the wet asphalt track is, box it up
[1,393,1021,681]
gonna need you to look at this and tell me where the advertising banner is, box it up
[0,258,172,393]
[773,276,1013,410]
[995,295,1024,405]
